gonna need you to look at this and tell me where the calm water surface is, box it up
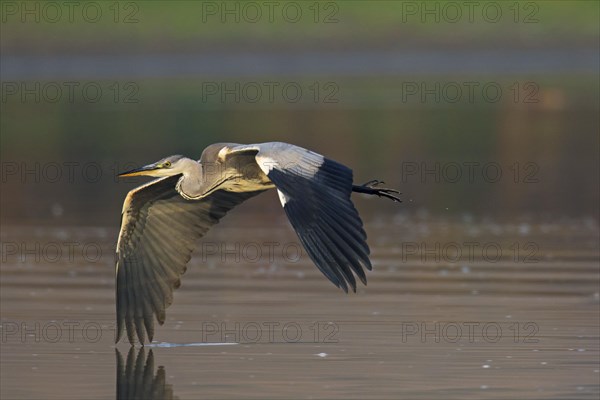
[1,215,598,399]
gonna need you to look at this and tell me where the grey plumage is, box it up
[115,142,400,344]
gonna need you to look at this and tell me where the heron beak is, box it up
[118,164,160,177]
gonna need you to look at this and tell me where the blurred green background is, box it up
[1,0,598,224]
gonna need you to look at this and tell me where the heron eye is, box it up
[163,161,171,168]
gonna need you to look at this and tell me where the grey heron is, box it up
[116,142,401,344]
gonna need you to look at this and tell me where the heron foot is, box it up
[353,180,402,202]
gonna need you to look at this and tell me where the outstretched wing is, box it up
[116,175,264,344]
[228,142,372,293]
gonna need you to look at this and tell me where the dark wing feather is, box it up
[116,348,176,400]
[116,175,264,344]
[229,143,372,292]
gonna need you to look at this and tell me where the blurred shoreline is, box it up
[2,48,599,80]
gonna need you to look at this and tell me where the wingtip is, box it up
[357,274,368,286]
[115,327,123,344]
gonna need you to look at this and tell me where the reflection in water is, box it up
[2,79,598,224]
[116,348,177,400]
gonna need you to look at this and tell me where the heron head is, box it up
[118,155,189,178]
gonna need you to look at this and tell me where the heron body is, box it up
[115,142,400,344]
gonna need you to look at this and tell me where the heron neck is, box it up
[176,160,204,200]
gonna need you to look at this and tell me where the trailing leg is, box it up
[352,180,402,202]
